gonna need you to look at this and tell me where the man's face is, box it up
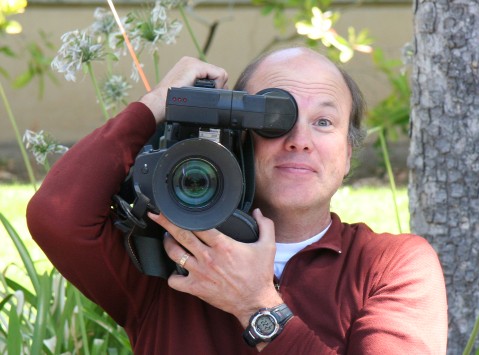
[246,49,353,215]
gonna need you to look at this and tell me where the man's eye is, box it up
[314,118,332,127]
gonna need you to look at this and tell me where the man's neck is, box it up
[259,206,332,243]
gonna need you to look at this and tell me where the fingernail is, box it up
[253,208,262,216]
[147,212,159,219]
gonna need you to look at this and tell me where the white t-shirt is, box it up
[274,223,331,278]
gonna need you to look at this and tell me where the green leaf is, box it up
[0,65,9,79]
[74,289,91,355]
[0,213,40,293]
[5,276,37,306]
[54,279,78,353]
[83,305,131,348]
[0,45,16,57]
[91,338,107,355]
[261,5,275,15]
[0,294,14,337]
[31,272,52,355]
[12,69,34,88]
[7,303,22,355]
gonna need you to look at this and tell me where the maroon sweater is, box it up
[27,103,447,354]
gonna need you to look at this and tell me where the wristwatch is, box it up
[242,303,293,347]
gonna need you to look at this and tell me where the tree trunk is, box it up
[409,1,479,353]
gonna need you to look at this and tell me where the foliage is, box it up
[366,49,411,141]
[362,48,412,233]
[0,213,132,354]
[50,1,188,119]
[252,0,373,62]
[1,0,56,96]
[1,0,59,190]
[10,30,58,99]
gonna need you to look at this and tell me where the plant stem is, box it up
[463,314,479,355]
[43,158,51,173]
[86,62,109,121]
[0,81,37,190]
[153,51,160,84]
[179,5,207,62]
[378,128,402,233]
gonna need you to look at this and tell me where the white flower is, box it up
[90,7,117,39]
[101,74,132,110]
[51,29,106,81]
[295,7,366,63]
[296,7,333,40]
[161,0,189,8]
[123,1,183,54]
[130,61,143,82]
[23,130,69,166]
[151,1,168,22]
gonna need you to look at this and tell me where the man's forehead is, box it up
[249,49,342,86]
[259,47,332,69]
[248,51,348,95]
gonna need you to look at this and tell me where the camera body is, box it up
[113,80,297,277]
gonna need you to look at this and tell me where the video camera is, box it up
[113,79,298,278]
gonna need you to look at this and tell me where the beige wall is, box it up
[1,3,412,172]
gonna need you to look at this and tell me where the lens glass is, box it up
[171,158,219,208]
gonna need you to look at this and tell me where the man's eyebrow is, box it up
[317,100,339,110]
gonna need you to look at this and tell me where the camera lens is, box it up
[171,158,219,208]
[152,138,242,230]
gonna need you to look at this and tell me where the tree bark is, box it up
[409,1,479,353]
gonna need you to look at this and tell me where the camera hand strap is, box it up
[240,131,255,214]
[112,194,174,278]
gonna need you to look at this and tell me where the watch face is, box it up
[255,314,277,336]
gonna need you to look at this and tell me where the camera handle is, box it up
[112,193,176,278]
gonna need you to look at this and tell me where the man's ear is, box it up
[345,143,353,177]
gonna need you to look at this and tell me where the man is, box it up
[27,47,447,354]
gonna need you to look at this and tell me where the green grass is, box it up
[0,184,50,283]
[331,184,410,234]
[0,183,410,272]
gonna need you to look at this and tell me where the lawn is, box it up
[0,183,410,273]
[331,184,410,234]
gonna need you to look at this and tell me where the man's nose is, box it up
[283,120,312,152]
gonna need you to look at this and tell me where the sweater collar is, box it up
[303,212,344,254]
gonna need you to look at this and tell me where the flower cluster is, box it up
[122,1,183,55]
[23,130,69,166]
[101,74,132,110]
[50,0,186,110]
[51,30,106,82]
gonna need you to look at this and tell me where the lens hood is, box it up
[152,138,243,231]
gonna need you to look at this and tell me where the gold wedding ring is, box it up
[178,253,190,268]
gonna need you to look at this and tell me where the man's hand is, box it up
[147,208,283,328]
[139,57,228,123]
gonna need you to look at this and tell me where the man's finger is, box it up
[148,212,204,251]
[252,208,275,244]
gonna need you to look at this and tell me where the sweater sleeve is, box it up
[26,102,162,329]
[261,236,448,354]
